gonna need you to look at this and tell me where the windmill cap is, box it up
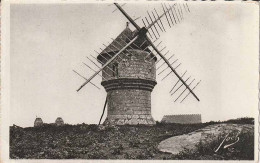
[98,26,133,58]
[98,26,157,62]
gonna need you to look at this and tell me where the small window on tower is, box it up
[112,62,119,77]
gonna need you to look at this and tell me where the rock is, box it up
[158,123,254,155]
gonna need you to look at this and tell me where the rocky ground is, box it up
[10,118,254,160]
[158,123,254,160]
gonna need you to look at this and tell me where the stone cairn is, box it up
[34,117,43,127]
[55,117,64,126]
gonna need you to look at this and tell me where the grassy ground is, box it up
[10,118,254,160]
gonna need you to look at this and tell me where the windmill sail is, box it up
[146,36,200,101]
[76,3,200,103]
[113,3,200,102]
[77,35,139,91]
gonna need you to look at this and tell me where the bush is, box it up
[226,117,254,125]
[111,144,124,155]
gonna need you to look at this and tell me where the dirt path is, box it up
[158,123,254,155]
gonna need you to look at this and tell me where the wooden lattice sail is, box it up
[74,3,201,125]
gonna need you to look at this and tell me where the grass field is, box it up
[10,118,254,160]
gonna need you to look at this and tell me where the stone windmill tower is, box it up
[74,3,201,125]
[98,25,157,125]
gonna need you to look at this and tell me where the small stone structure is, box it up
[99,26,157,125]
[55,117,64,126]
[161,114,202,124]
[34,117,43,127]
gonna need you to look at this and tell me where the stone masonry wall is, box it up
[102,49,156,81]
[104,89,155,125]
[101,49,156,125]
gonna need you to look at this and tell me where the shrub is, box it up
[111,144,124,155]
[226,117,254,125]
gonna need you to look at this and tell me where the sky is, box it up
[9,2,259,127]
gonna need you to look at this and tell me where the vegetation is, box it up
[10,118,254,160]
[225,117,254,125]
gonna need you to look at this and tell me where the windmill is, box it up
[73,2,201,125]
